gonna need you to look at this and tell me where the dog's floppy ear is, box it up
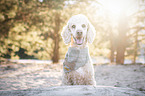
[61,24,71,44]
[87,21,96,43]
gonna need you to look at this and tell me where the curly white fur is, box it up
[87,21,96,44]
[61,14,96,45]
[61,25,71,44]
[61,14,96,85]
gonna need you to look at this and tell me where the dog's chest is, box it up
[63,47,89,73]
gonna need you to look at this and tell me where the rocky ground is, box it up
[0,61,145,96]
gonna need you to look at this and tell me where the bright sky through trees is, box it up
[99,0,138,16]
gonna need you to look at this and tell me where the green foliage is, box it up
[0,0,66,60]
[0,0,117,60]
[0,0,144,63]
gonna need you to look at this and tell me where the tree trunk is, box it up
[133,31,138,63]
[116,11,128,64]
[52,12,61,63]
[110,39,115,63]
[52,35,59,63]
[109,29,116,63]
[116,44,126,64]
[106,13,116,64]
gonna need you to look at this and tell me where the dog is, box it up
[61,14,96,85]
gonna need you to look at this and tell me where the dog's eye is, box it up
[82,24,86,28]
[72,25,76,28]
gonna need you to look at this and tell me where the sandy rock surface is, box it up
[0,62,145,96]
[95,64,145,91]
[0,85,144,96]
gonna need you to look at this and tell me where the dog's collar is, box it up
[63,47,89,73]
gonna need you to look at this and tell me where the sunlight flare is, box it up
[100,0,137,16]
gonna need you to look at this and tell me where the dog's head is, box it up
[61,14,96,45]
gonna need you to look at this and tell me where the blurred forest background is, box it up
[0,0,145,64]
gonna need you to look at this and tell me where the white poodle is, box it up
[61,14,96,85]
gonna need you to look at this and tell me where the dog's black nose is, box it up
[77,31,82,36]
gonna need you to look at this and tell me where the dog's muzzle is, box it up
[73,36,84,45]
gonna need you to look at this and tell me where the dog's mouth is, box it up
[73,36,84,45]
